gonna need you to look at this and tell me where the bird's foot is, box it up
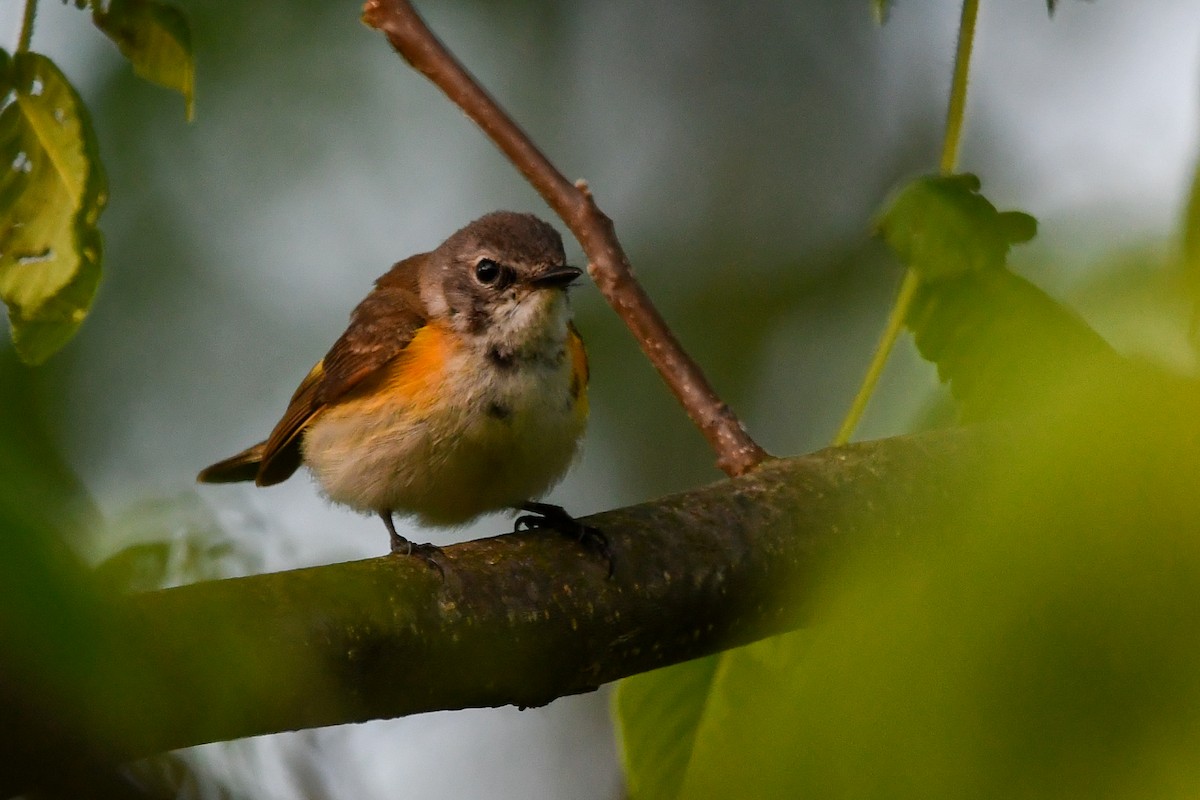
[381,511,446,577]
[515,501,612,576]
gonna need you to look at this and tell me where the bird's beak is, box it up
[530,265,582,289]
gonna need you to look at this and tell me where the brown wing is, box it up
[254,255,428,485]
[252,361,325,485]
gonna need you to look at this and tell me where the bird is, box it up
[197,211,592,562]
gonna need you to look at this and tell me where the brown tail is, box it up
[197,442,268,484]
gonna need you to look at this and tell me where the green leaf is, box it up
[906,268,1121,420]
[877,173,1036,281]
[0,346,99,533]
[616,654,721,800]
[617,634,816,800]
[93,0,195,121]
[92,493,251,590]
[872,0,892,24]
[93,541,172,594]
[874,173,1117,421]
[617,634,813,800]
[0,51,107,365]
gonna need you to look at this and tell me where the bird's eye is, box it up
[474,258,502,285]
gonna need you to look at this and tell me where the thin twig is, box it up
[832,270,919,445]
[832,0,980,443]
[17,0,38,53]
[361,0,769,477]
[939,0,979,175]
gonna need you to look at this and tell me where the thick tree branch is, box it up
[360,0,768,476]
[0,429,983,795]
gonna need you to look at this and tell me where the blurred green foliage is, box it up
[622,364,1200,799]
[0,349,136,793]
[92,0,195,120]
[0,348,279,797]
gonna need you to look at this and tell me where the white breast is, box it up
[301,324,585,526]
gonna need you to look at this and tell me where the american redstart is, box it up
[198,211,591,561]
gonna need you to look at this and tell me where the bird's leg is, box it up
[514,501,612,576]
[380,511,445,574]
[381,510,407,553]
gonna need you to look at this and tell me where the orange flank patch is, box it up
[332,323,456,418]
[568,325,589,418]
[314,321,453,424]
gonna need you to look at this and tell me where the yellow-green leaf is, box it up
[875,173,1125,421]
[0,51,107,365]
[616,635,811,800]
[906,268,1120,420]
[93,0,195,121]
[616,654,721,800]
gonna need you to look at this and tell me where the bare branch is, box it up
[360,0,769,476]
[0,429,980,795]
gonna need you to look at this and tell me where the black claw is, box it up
[380,511,446,578]
[515,502,614,577]
[404,542,448,578]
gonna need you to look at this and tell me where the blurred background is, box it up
[2,0,1199,797]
